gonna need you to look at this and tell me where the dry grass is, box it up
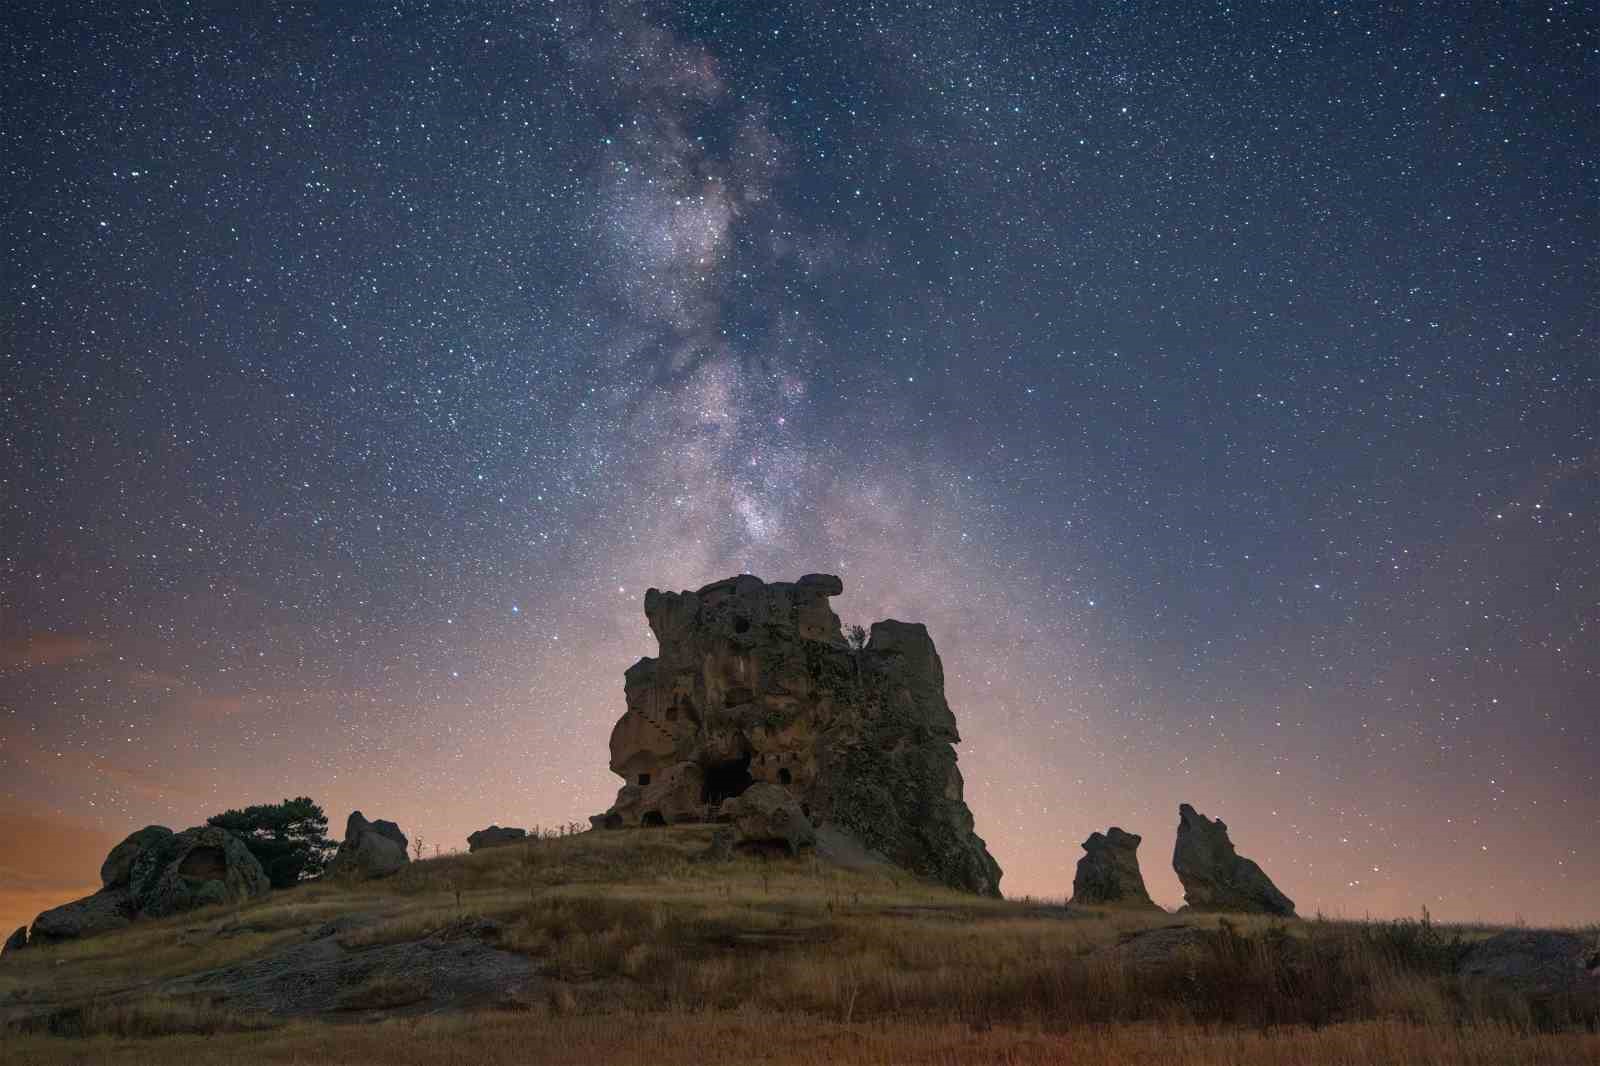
[4,826,1596,1064]
[2,1013,1598,1066]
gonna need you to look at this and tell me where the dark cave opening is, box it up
[641,810,666,827]
[701,755,753,807]
[778,767,792,785]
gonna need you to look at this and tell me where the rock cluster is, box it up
[467,825,528,852]
[327,811,409,879]
[25,824,270,945]
[1070,827,1159,909]
[1172,804,1295,916]
[594,573,1001,896]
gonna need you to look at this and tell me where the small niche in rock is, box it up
[641,811,666,828]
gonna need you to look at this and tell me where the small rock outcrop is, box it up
[1458,931,1600,999]
[594,574,1001,896]
[327,811,409,879]
[723,782,817,855]
[467,826,527,852]
[129,825,272,918]
[1071,827,1160,909]
[99,825,175,889]
[3,926,29,956]
[1172,804,1295,916]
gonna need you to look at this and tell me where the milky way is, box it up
[2,2,1595,931]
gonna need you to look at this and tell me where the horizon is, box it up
[2,2,1595,936]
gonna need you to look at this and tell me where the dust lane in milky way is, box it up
[1,2,1595,935]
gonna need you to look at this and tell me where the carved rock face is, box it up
[1071,827,1160,909]
[1172,804,1295,916]
[596,573,1002,896]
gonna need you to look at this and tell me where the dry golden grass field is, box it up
[2,826,1596,1065]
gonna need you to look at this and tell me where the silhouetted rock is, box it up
[1071,827,1159,909]
[30,887,136,944]
[724,782,817,855]
[327,811,409,879]
[99,825,174,888]
[1172,804,1295,916]
[467,826,527,852]
[594,573,1001,895]
[3,925,29,956]
[129,825,271,918]
[1459,931,1600,999]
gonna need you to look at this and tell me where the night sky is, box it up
[2,2,1595,934]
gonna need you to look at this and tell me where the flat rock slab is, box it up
[160,921,535,1016]
[1458,931,1600,999]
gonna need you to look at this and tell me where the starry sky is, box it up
[2,2,1596,934]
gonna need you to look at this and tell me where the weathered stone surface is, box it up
[467,826,528,852]
[30,887,136,944]
[1071,827,1159,909]
[3,926,29,956]
[1459,931,1600,998]
[99,825,174,888]
[129,825,271,918]
[596,573,1001,895]
[327,811,409,879]
[723,782,817,855]
[1172,804,1295,916]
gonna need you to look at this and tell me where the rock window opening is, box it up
[641,811,666,827]
[177,846,227,882]
[734,616,750,633]
[702,755,753,807]
[638,773,651,787]
[778,767,792,785]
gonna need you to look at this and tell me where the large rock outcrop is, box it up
[1071,827,1160,909]
[2,926,27,956]
[1172,804,1295,916]
[595,573,1001,896]
[467,826,527,852]
[327,811,409,879]
[129,825,272,918]
[24,824,268,946]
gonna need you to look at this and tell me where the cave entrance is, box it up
[641,810,666,828]
[701,755,753,807]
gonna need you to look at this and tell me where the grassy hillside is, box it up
[3,825,1596,1065]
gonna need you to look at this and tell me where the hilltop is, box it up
[3,825,1597,1065]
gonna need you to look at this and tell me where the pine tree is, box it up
[206,796,333,888]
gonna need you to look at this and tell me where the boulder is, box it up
[723,782,817,855]
[30,886,136,944]
[1172,804,1295,916]
[1459,931,1600,999]
[467,825,528,852]
[129,825,271,918]
[327,811,409,879]
[1071,827,1160,909]
[3,925,29,956]
[595,574,1002,895]
[100,825,175,888]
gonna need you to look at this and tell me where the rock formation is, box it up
[3,926,29,956]
[594,573,1001,896]
[1070,827,1159,909]
[327,811,409,879]
[1172,804,1295,916]
[1458,931,1600,998]
[722,782,817,855]
[467,826,528,852]
[27,824,268,944]
[129,825,272,918]
[100,825,174,889]
[29,886,135,944]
